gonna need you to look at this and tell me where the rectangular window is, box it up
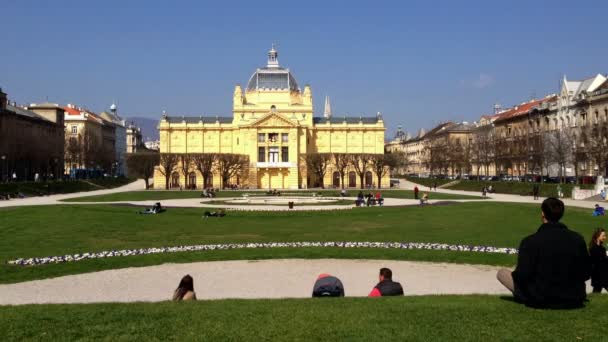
[258,133,265,143]
[71,125,77,134]
[258,147,265,162]
[269,147,279,163]
[281,133,289,143]
[281,147,289,162]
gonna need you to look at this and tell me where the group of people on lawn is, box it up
[355,191,384,207]
[173,197,608,308]
[173,267,404,301]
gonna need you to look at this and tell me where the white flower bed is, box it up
[7,242,518,266]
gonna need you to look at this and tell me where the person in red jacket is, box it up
[368,268,404,297]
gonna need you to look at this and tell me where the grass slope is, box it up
[0,178,134,197]
[61,189,483,202]
[445,180,593,197]
[0,202,600,283]
[2,296,607,341]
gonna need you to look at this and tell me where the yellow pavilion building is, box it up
[153,46,387,189]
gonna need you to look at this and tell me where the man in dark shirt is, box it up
[497,198,591,309]
[368,268,404,297]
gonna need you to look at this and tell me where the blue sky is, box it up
[1,0,607,138]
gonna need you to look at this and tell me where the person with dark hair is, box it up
[172,274,197,301]
[368,267,404,297]
[312,273,345,297]
[139,202,163,214]
[496,198,591,309]
[414,186,419,200]
[589,228,608,293]
[592,204,605,216]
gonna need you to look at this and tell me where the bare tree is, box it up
[332,153,351,189]
[158,153,178,189]
[216,153,249,189]
[544,128,574,182]
[126,152,160,189]
[302,153,332,188]
[369,153,399,188]
[584,123,608,177]
[191,154,216,188]
[348,153,373,189]
[178,154,191,189]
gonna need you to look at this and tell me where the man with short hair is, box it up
[368,268,404,297]
[497,198,591,309]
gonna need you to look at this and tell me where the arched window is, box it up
[332,171,340,188]
[348,171,357,188]
[188,172,197,189]
[171,172,180,188]
[365,171,373,188]
[204,174,213,188]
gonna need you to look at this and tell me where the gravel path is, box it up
[0,259,520,305]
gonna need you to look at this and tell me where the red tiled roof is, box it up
[63,106,81,116]
[494,96,556,123]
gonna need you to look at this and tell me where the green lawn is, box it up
[2,295,607,341]
[0,202,600,283]
[403,176,453,188]
[0,177,134,197]
[445,180,594,197]
[61,189,483,202]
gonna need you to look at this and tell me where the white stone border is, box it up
[7,242,518,266]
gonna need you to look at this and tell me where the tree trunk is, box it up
[340,173,345,189]
[377,174,382,189]
[144,178,150,190]
[360,175,365,189]
[165,175,170,190]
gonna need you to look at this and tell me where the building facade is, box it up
[0,88,65,181]
[62,104,116,175]
[100,103,127,176]
[126,122,144,153]
[153,46,387,189]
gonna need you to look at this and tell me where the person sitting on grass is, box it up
[593,204,605,216]
[589,228,608,293]
[172,274,197,301]
[139,202,162,214]
[312,273,345,297]
[496,198,590,309]
[203,208,226,218]
[368,268,404,297]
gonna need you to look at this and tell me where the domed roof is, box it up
[246,45,300,91]
[247,67,300,91]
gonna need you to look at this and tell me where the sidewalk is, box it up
[0,179,145,208]
[398,178,599,210]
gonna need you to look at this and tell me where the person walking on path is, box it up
[482,186,487,197]
[433,181,437,191]
[496,198,590,309]
[589,228,608,293]
[532,183,540,200]
[414,186,419,200]
[368,268,404,297]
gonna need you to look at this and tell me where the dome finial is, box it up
[267,43,279,68]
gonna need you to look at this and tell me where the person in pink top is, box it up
[368,268,404,297]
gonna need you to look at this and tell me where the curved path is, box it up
[397,178,599,209]
[0,259,520,305]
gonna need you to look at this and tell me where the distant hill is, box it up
[125,117,159,141]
